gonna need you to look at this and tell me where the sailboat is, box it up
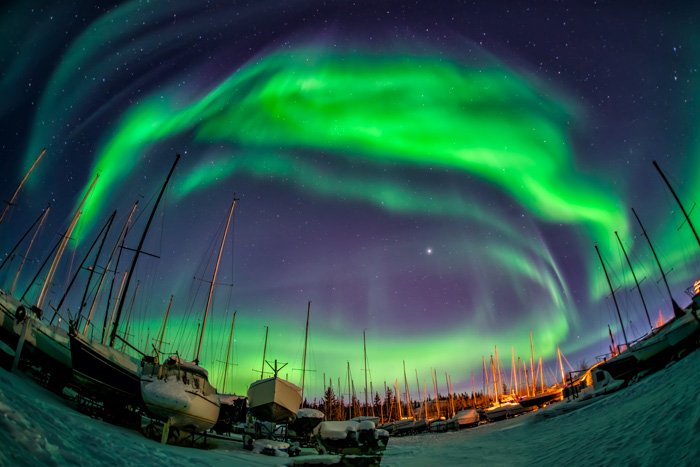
[141,355,220,433]
[70,155,179,405]
[247,359,302,423]
[140,198,238,435]
[592,160,700,388]
[1,175,98,391]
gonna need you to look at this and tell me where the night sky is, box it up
[1,0,699,401]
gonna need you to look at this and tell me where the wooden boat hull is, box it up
[69,330,142,402]
[247,376,302,423]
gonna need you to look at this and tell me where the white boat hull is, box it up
[141,378,220,432]
[0,291,71,371]
[451,409,480,427]
[141,357,220,432]
[247,377,301,423]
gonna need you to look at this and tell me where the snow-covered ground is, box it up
[2,348,700,466]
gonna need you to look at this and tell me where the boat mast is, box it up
[61,209,115,325]
[471,372,476,409]
[50,210,116,324]
[3,205,51,293]
[347,361,352,419]
[156,295,174,355]
[0,148,46,227]
[49,210,117,324]
[595,244,629,347]
[121,281,140,351]
[530,331,535,395]
[491,355,498,405]
[523,364,530,397]
[495,346,503,400]
[363,329,369,416]
[557,348,565,387]
[222,310,237,393]
[653,160,700,250]
[20,235,61,305]
[414,369,420,417]
[260,326,268,379]
[102,236,126,343]
[614,231,654,333]
[395,379,402,419]
[403,360,412,418]
[482,357,490,403]
[432,368,440,417]
[447,373,454,418]
[37,173,99,311]
[511,346,516,396]
[301,301,311,406]
[195,198,236,365]
[631,207,684,319]
[110,154,180,347]
[82,201,138,334]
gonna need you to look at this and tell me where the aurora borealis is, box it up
[1,0,699,399]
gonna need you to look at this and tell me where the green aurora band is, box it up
[89,48,627,242]
[54,46,630,395]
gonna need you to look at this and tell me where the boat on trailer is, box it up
[450,408,480,428]
[141,356,220,433]
[518,388,563,409]
[247,375,302,423]
[69,329,142,401]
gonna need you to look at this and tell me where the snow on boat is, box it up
[247,376,302,423]
[450,409,480,428]
[351,415,380,424]
[393,417,415,435]
[484,401,527,421]
[247,438,291,457]
[291,408,325,435]
[141,355,220,433]
[314,419,389,455]
[428,417,447,432]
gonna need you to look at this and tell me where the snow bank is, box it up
[4,346,700,465]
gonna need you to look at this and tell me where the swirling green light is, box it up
[86,48,626,249]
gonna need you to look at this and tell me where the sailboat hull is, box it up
[141,379,220,432]
[141,357,221,432]
[69,331,142,402]
[518,389,563,408]
[0,291,72,389]
[450,409,480,428]
[247,377,302,423]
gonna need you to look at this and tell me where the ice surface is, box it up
[3,347,700,465]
